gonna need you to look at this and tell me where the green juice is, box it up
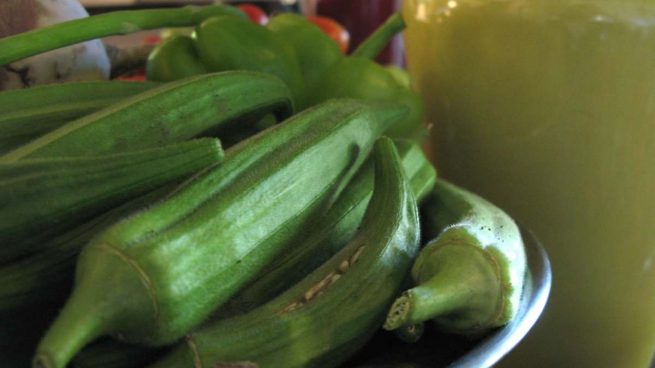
[403,0,655,366]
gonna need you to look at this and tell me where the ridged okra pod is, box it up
[0,187,171,367]
[149,136,421,368]
[0,81,158,154]
[384,180,527,336]
[0,185,173,313]
[0,138,222,262]
[34,99,407,368]
[220,139,436,315]
[3,71,293,161]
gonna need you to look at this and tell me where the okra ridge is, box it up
[95,242,161,321]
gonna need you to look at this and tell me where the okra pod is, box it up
[3,71,293,161]
[384,180,527,336]
[220,139,435,315]
[34,99,407,368]
[0,138,222,262]
[148,136,420,368]
[0,186,172,367]
[0,184,173,313]
[0,81,158,154]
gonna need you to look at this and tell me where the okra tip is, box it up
[33,244,157,368]
[384,292,412,331]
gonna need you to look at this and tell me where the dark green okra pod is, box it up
[148,136,420,368]
[0,184,175,313]
[0,81,158,154]
[3,71,293,161]
[384,180,527,336]
[33,99,407,368]
[0,139,222,262]
[0,186,172,368]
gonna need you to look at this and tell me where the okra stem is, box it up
[351,13,405,60]
[33,288,106,368]
[384,243,502,332]
[35,246,156,368]
[0,5,244,66]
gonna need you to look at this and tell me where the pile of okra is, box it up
[0,4,528,368]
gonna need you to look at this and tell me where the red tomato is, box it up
[306,15,350,54]
[237,4,269,25]
[142,34,162,46]
[114,68,147,82]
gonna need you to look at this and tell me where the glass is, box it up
[402,0,655,366]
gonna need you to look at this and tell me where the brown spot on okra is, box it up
[279,245,367,314]
[350,245,366,264]
[339,259,350,273]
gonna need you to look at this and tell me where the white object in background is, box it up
[0,0,111,90]
[79,0,136,5]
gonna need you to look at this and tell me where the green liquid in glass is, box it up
[403,0,655,366]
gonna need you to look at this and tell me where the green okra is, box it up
[0,184,173,313]
[0,186,172,368]
[148,136,421,368]
[0,138,222,262]
[219,139,435,316]
[384,180,527,336]
[0,5,245,67]
[2,71,293,161]
[0,81,159,154]
[61,134,440,367]
[33,99,407,368]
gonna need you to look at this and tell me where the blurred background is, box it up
[79,0,404,65]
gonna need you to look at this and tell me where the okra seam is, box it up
[184,335,202,368]
[96,243,160,321]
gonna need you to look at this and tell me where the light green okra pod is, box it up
[384,180,527,336]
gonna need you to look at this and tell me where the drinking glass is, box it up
[402,0,655,366]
